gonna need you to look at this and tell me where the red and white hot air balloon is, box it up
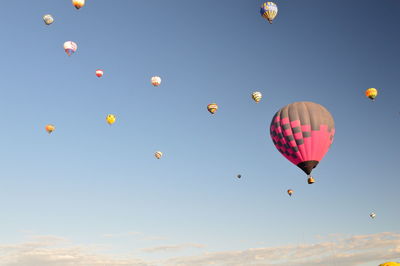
[151,76,162,86]
[96,69,104,78]
[63,41,77,56]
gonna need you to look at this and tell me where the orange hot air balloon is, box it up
[45,124,55,134]
[207,103,218,114]
[287,189,294,196]
[365,88,378,101]
[72,0,85,9]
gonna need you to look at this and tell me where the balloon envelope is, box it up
[72,0,85,9]
[45,124,55,134]
[96,69,104,78]
[260,2,278,24]
[151,76,161,86]
[106,114,116,125]
[252,92,262,103]
[270,102,335,175]
[207,103,218,114]
[365,88,378,101]
[63,41,77,56]
[43,14,54,25]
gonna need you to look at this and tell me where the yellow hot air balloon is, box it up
[287,189,293,196]
[207,103,218,114]
[106,114,116,125]
[252,92,262,103]
[155,151,163,159]
[379,262,400,266]
[72,0,85,9]
[365,88,378,101]
[45,124,55,134]
[260,2,278,24]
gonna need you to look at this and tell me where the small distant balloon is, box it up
[43,14,54,25]
[260,2,278,24]
[45,124,55,134]
[151,76,162,86]
[207,103,218,114]
[106,114,116,125]
[72,0,85,9]
[63,41,77,56]
[287,189,293,196]
[96,69,104,78]
[252,92,262,103]
[155,151,163,159]
[237,174,241,179]
[365,88,378,101]
[370,212,376,219]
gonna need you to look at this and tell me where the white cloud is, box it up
[162,232,400,266]
[0,232,398,266]
[140,243,206,253]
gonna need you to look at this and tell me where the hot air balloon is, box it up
[155,151,163,159]
[379,262,400,266]
[370,212,376,219]
[260,2,278,24]
[270,102,335,184]
[287,189,293,196]
[96,69,104,78]
[237,174,241,179]
[252,92,262,103]
[45,124,55,134]
[72,0,85,9]
[365,88,378,101]
[43,14,54,25]
[64,41,77,56]
[106,114,116,125]
[151,76,161,86]
[207,103,218,114]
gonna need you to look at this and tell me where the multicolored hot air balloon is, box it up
[252,92,262,103]
[45,124,55,134]
[151,76,161,86]
[72,0,85,9]
[260,2,278,24]
[155,151,163,159]
[379,262,400,266]
[207,103,218,114]
[63,41,77,56]
[287,189,293,196]
[106,114,116,125]
[43,14,54,25]
[365,88,378,101]
[270,102,335,184]
[96,69,104,78]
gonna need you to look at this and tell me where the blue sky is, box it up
[0,0,398,265]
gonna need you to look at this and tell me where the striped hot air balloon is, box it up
[96,69,104,78]
[260,2,278,24]
[270,102,335,184]
[252,92,262,103]
[151,76,161,86]
[63,41,77,56]
[365,88,378,101]
[207,103,218,114]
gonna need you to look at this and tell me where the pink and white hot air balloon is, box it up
[63,41,77,56]
[151,76,162,86]
[96,69,104,78]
